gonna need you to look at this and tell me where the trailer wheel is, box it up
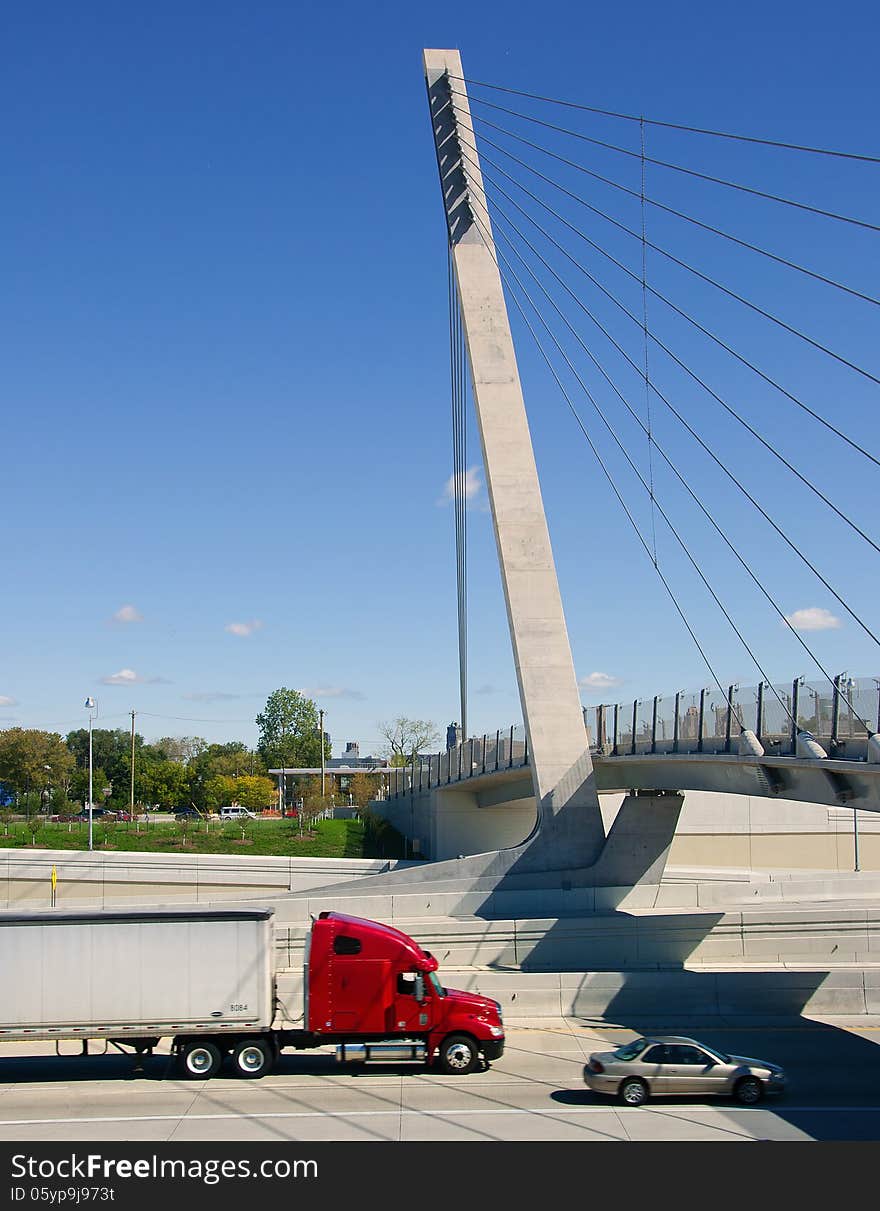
[179,1040,222,1080]
[438,1034,478,1075]
[231,1038,275,1079]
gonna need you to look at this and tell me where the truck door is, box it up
[330,959,392,1033]
[392,971,432,1035]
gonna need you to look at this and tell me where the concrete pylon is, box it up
[424,48,605,873]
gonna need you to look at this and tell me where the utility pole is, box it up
[130,710,136,818]
[319,709,326,798]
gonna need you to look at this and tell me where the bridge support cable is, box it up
[461,201,731,709]
[458,114,880,311]
[454,129,880,469]
[476,200,876,734]
[448,73,880,164]
[447,85,880,233]
[639,117,658,566]
[453,139,880,570]
[449,248,468,738]
[464,175,880,656]
[465,198,804,732]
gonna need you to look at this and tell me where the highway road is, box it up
[0,1019,878,1142]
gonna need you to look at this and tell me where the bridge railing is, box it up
[387,676,880,799]
[386,724,530,799]
[585,674,880,761]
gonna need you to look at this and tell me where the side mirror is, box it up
[414,974,425,1002]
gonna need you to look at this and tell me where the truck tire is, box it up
[231,1038,275,1079]
[179,1040,222,1080]
[438,1034,478,1075]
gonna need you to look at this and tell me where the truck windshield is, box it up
[427,971,445,998]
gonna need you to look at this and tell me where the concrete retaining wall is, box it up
[0,849,412,908]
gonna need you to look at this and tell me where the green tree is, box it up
[191,741,264,782]
[256,689,326,770]
[140,759,189,810]
[66,728,136,788]
[0,729,75,801]
[377,718,440,767]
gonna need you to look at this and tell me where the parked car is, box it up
[174,807,202,821]
[73,807,109,821]
[583,1035,787,1106]
[219,806,258,820]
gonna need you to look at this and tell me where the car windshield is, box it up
[613,1039,649,1061]
[701,1044,730,1063]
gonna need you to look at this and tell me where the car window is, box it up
[668,1045,708,1065]
[642,1045,669,1065]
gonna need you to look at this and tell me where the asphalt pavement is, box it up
[0,1017,878,1142]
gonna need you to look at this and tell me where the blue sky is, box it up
[2,1,878,752]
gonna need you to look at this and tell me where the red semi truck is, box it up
[0,907,505,1078]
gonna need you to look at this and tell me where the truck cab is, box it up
[305,912,504,1073]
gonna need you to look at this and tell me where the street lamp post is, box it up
[319,709,326,798]
[84,698,97,851]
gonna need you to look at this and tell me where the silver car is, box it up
[583,1035,786,1106]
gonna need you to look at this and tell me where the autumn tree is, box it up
[232,775,276,811]
[348,772,381,807]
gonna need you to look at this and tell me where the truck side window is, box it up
[333,935,362,955]
[397,972,417,995]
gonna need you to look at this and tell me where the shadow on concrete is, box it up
[549,979,880,1140]
[0,1050,438,1085]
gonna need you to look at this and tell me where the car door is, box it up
[637,1044,672,1093]
[664,1044,727,1095]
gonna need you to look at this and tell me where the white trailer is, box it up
[0,908,276,1077]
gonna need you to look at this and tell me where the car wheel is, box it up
[231,1038,275,1079]
[438,1034,478,1075]
[619,1077,649,1106]
[179,1040,222,1080]
[734,1076,764,1105]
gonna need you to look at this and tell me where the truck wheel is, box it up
[438,1034,478,1075]
[231,1038,275,1079]
[179,1041,222,1080]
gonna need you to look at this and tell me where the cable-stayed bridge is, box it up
[363,50,880,896]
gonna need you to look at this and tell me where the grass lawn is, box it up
[0,817,408,859]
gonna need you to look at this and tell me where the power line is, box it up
[448,86,880,234]
[449,73,880,164]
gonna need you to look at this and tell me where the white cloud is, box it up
[225,619,264,637]
[0,695,18,707]
[784,607,841,632]
[438,465,483,506]
[302,685,366,701]
[112,604,143,624]
[101,669,170,686]
[579,671,623,691]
